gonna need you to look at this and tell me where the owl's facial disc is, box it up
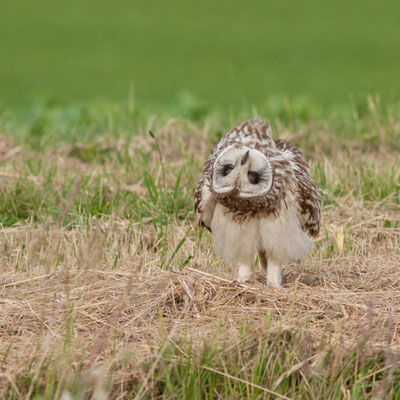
[212,146,273,198]
[211,146,242,194]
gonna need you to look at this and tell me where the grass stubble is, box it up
[1,102,400,398]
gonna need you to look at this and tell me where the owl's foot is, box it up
[237,263,253,283]
[267,260,282,288]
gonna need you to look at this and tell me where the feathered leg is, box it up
[237,263,253,282]
[266,259,282,288]
[258,250,281,288]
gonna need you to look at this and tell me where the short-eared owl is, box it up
[194,118,321,288]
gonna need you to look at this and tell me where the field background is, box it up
[1,1,400,399]
[1,0,400,110]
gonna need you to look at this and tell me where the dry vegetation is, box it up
[1,109,400,398]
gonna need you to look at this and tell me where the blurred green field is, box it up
[1,0,400,110]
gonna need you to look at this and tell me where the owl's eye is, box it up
[248,171,260,184]
[221,164,234,177]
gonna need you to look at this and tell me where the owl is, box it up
[194,118,321,288]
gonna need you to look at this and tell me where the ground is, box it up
[0,101,399,398]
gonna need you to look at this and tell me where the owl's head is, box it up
[212,145,273,198]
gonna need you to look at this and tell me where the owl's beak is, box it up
[240,150,250,166]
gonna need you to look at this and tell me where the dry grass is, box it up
[1,115,400,398]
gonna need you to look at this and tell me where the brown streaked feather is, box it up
[274,139,321,236]
[194,159,215,231]
[222,118,275,149]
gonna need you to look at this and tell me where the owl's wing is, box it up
[194,159,216,232]
[275,139,321,237]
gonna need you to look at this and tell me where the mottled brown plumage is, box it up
[194,118,321,286]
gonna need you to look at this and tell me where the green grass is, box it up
[4,323,399,399]
[2,94,400,149]
[1,146,398,230]
[152,330,397,399]
[1,0,400,109]
[1,98,399,229]
[0,148,194,228]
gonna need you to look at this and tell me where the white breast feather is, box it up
[258,207,314,264]
[211,201,314,266]
[211,204,258,265]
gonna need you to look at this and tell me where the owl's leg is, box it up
[258,250,281,288]
[237,263,253,283]
[266,259,282,288]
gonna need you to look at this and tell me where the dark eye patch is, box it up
[221,164,234,177]
[248,171,260,184]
